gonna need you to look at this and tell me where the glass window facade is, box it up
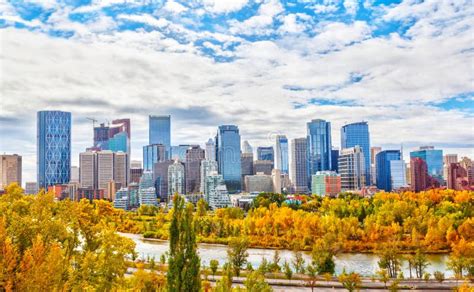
[216,125,241,193]
[376,150,401,191]
[307,119,332,186]
[37,111,71,189]
[410,147,444,185]
[257,146,274,162]
[143,144,166,171]
[341,122,371,185]
[275,135,289,174]
[149,115,171,157]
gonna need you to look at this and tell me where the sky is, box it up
[1,0,473,184]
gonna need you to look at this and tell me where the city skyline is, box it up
[1,0,473,184]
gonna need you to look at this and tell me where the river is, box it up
[122,233,452,277]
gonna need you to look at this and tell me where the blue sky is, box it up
[0,0,473,183]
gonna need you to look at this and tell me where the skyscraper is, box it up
[257,146,274,162]
[338,146,366,191]
[443,154,458,181]
[253,160,273,175]
[0,154,22,190]
[79,152,95,188]
[376,150,405,191]
[92,119,130,154]
[307,119,332,185]
[185,145,205,194]
[290,138,308,193]
[216,125,241,192]
[205,138,216,161]
[370,147,382,185]
[410,146,443,185]
[113,151,129,189]
[200,160,218,194]
[341,122,370,184]
[171,144,192,161]
[240,152,253,188]
[139,171,157,206]
[331,148,339,173]
[149,115,171,157]
[96,151,114,196]
[143,144,167,171]
[242,140,253,154]
[154,160,174,202]
[275,135,289,174]
[410,157,428,192]
[168,160,185,196]
[37,110,71,189]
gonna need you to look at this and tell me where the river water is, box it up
[122,233,452,277]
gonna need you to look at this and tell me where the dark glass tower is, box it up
[149,115,171,158]
[216,125,241,193]
[341,121,370,184]
[307,119,332,185]
[37,110,71,189]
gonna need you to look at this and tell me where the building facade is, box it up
[37,110,71,189]
[370,146,382,185]
[138,171,157,206]
[290,138,309,193]
[185,145,205,194]
[143,144,167,171]
[205,138,216,161]
[168,160,185,196]
[0,154,22,191]
[275,135,289,174]
[149,115,171,157]
[307,119,332,185]
[410,146,443,186]
[200,160,218,195]
[257,146,274,162]
[311,171,341,197]
[341,122,370,185]
[244,173,273,193]
[216,125,241,192]
[253,160,273,175]
[153,160,174,202]
[338,146,366,191]
[376,150,403,192]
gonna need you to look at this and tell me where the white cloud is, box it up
[202,0,249,13]
[343,0,358,15]
[228,0,284,35]
[163,0,188,14]
[117,14,170,29]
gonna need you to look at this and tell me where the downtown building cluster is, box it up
[1,111,473,210]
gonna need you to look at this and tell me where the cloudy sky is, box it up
[1,0,473,184]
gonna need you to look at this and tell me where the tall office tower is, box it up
[93,123,110,149]
[275,135,289,174]
[447,163,470,190]
[257,146,274,162]
[253,160,273,175]
[311,171,341,197]
[307,119,332,186]
[168,160,185,196]
[205,138,216,161]
[200,160,218,194]
[338,146,366,191]
[154,160,174,202]
[96,151,114,196]
[138,171,157,206]
[272,169,282,194]
[459,157,473,184]
[330,148,339,173]
[370,147,382,185]
[443,154,458,181]
[143,144,167,171]
[410,157,428,192]
[0,154,22,190]
[240,152,254,189]
[37,110,71,189]
[410,146,443,186]
[149,115,171,157]
[242,140,253,154]
[25,182,38,195]
[185,145,205,194]
[114,152,129,189]
[79,152,96,188]
[111,118,131,138]
[216,125,241,192]
[376,150,405,191]
[290,138,309,193]
[171,145,192,161]
[70,166,79,183]
[131,160,142,169]
[204,171,231,209]
[341,121,370,184]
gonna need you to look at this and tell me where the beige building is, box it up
[0,154,22,190]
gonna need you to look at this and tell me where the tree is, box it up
[377,243,401,278]
[227,237,249,277]
[338,270,361,292]
[305,263,318,292]
[423,272,430,282]
[412,249,429,279]
[214,263,233,292]
[196,199,208,217]
[167,195,201,292]
[210,259,219,280]
[269,250,281,272]
[447,238,474,279]
[433,271,445,283]
[292,249,305,274]
[311,239,336,275]
[283,260,293,283]
[244,271,272,292]
[377,269,389,289]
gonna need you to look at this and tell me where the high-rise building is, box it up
[131,160,142,169]
[216,125,241,192]
[70,166,79,183]
[459,157,473,185]
[0,154,22,190]
[79,152,96,188]
[240,153,253,188]
[447,163,471,190]
[130,168,143,184]
[185,145,205,194]
[290,138,309,193]
[138,171,157,206]
[272,169,282,194]
[242,140,253,154]
[154,160,174,202]
[376,150,405,191]
[168,160,185,196]
[410,157,429,192]
[204,171,231,209]
[200,160,218,194]
[253,160,273,175]
[338,146,366,191]
[257,146,274,162]
[307,119,332,186]
[37,110,71,189]
[443,154,458,181]
[113,151,129,189]
[143,144,167,171]
[171,145,192,161]
[149,115,171,157]
[25,182,38,195]
[331,148,339,173]
[96,151,114,196]
[341,122,370,184]
[245,173,273,193]
[311,171,341,197]
[410,146,443,186]
[370,147,382,185]
[93,119,130,154]
[275,135,289,174]
[205,138,216,161]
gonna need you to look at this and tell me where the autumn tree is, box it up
[227,237,249,277]
[338,270,361,292]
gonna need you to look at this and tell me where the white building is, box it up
[245,173,273,193]
[168,160,185,196]
[138,172,157,206]
[338,146,366,191]
[205,171,231,209]
[205,138,216,161]
[200,160,218,194]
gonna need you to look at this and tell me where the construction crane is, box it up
[86,117,98,128]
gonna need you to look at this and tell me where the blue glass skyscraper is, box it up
[149,115,171,158]
[410,146,444,185]
[307,119,332,184]
[37,110,71,189]
[275,135,289,174]
[341,122,371,184]
[376,150,401,191]
[143,144,167,171]
[257,146,274,162]
[216,125,241,193]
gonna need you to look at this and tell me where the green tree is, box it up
[283,260,293,283]
[196,199,208,217]
[214,263,233,292]
[311,239,336,275]
[244,271,272,292]
[412,250,429,279]
[433,271,445,283]
[338,270,361,292]
[210,259,219,280]
[269,250,281,272]
[377,243,401,278]
[292,249,305,274]
[227,237,249,277]
[167,195,201,292]
[305,263,318,292]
